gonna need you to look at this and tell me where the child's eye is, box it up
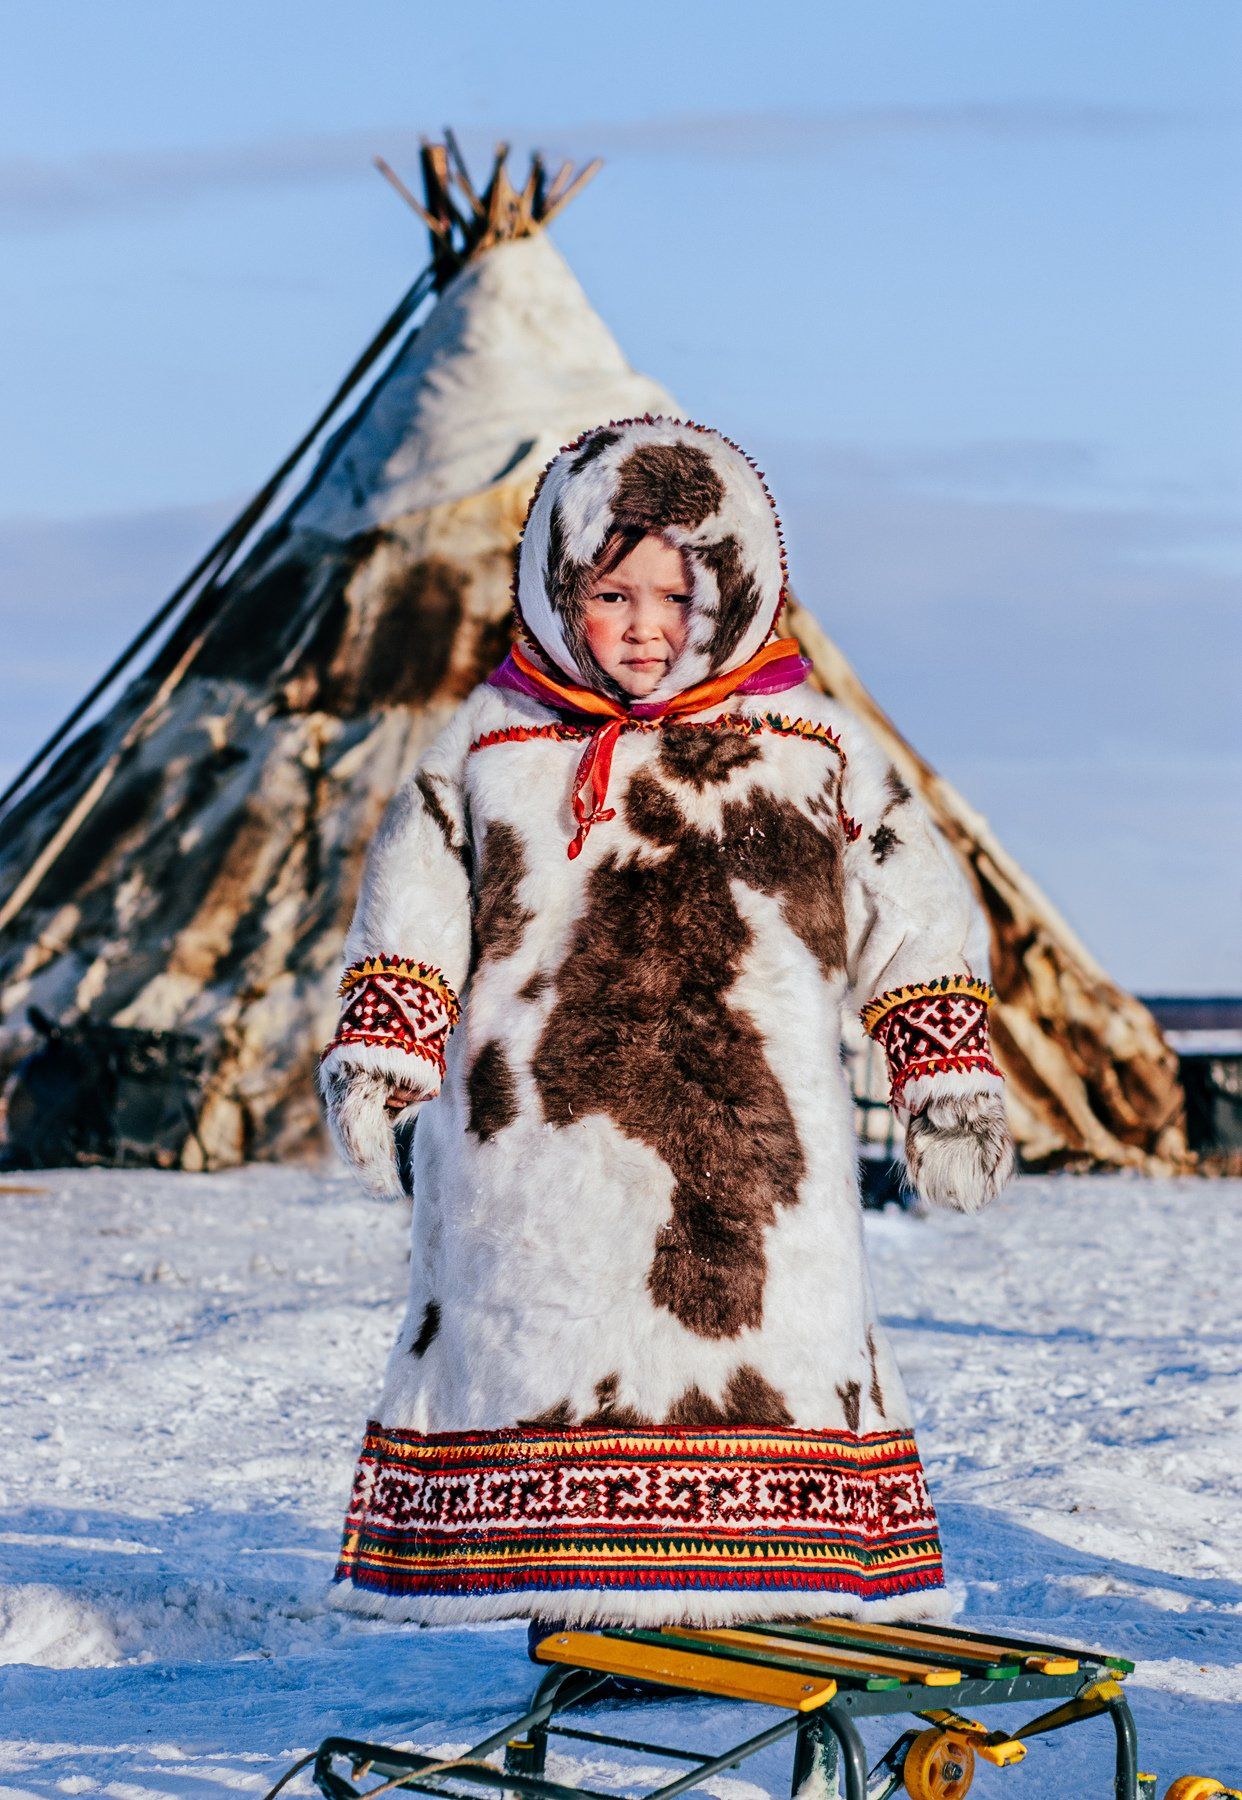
[592,590,624,603]
[666,594,692,605]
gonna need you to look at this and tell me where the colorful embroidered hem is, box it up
[321,957,460,1079]
[335,1421,945,1602]
[860,975,1002,1111]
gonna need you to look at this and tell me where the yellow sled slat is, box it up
[669,1627,964,1687]
[806,1616,1080,1675]
[532,1629,838,1712]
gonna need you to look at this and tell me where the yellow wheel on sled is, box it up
[1164,1781,1232,1800]
[903,1729,976,1800]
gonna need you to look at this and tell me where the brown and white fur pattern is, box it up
[516,417,786,703]
[319,418,1016,1627]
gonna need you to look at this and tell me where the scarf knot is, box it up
[488,637,813,857]
[568,718,623,859]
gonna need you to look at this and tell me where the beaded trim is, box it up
[754,715,860,843]
[887,1053,1004,1105]
[859,976,1002,1111]
[337,955,461,1024]
[508,413,794,646]
[323,958,461,1083]
[470,721,595,753]
[318,1032,449,1076]
[468,713,862,841]
[471,711,843,756]
[860,974,996,1038]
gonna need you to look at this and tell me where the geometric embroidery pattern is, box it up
[334,1421,945,1605]
[860,974,1002,1111]
[320,957,461,1081]
[334,954,461,1016]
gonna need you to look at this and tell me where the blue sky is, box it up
[1,1,1239,990]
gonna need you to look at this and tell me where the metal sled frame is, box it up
[312,1616,1145,1800]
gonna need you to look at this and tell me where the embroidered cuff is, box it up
[320,956,461,1086]
[860,974,1003,1115]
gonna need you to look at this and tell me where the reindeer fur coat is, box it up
[319,416,1015,1629]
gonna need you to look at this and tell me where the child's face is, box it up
[583,534,693,697]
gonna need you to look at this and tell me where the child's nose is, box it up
[625,593,668,638]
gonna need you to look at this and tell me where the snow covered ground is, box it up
[0,1163,1237,1797]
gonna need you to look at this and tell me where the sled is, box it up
[309,1615,1233,1800]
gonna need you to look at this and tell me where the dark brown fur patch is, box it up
[543,504,590,643]
[619,767,687,848]
[807,769,842,826]
[719,785,848,979]
[515,1398,574,1428]
[867,1328,886,1417]
[518,969,552,1002]
[666,1364,794,1428]
[467,1038,518,1141]
[571,428,621,474]
[869,821,901,864]
[543,502,623,699]
[410,1300,440,1357]
[612,442,725,533]
[471,821,534,972]
[353,557,467,714]
[657,724,762,791]
[721,1363,795,1425]
[532,766,838,1341]
[837,1379,861,1434]
[885,766,912,806]
[698,533,765,667]
[577,1371,660,1429]
[415,770,464,864]
[571,1365,793,1429]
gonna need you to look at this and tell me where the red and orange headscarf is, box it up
[489,416,812,857]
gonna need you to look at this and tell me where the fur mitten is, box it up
[318,1062,422,1200]
[903,1090,1016,1213]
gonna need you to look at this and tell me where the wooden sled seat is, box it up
[312,1612,1150,1800]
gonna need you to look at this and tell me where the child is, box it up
[318,414,1015,1632]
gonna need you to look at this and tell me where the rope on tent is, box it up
[0,133,604,926]
[0,132,604,843]
[0,260,439,838]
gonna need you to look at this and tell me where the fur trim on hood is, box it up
[514,415,788,707]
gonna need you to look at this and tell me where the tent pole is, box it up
[0,262,438,838]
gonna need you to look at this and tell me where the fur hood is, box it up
[514,415,788,707]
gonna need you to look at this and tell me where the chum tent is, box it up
[0,138,1187,1175]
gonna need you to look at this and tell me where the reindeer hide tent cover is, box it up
[0,145,1185,1174]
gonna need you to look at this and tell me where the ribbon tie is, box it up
[567,716,624,857]
[489,636,813,858]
